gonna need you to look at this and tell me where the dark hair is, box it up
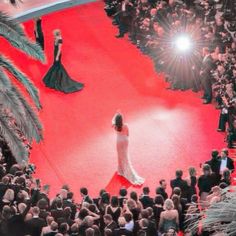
[67,192,73,199]
[101,192,110,205]
[124,212,133,222]
[99,189,106,197]
[159,179,165,185]
[154,194,164,205]
[104,229,113,236]
[175,170,183,178]
[140,209,149,219]
[103,214,112,221]
[59,223,68,234]
[111,196,119,207]
[211,150,219,158]
[80,187,88,196]
[143,187,150,195]
[79,208,89,220]
[130,191,138,201]
[115,114,123,132]
[119,188,127,197]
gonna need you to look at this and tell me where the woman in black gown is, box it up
[43,29,84,93]
[34,17,44,50]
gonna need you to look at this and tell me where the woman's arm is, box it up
[56,41,62,61]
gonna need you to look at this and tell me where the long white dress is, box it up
[115,124,145,185]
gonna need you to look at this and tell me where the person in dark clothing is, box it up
[205,149,221,183]
[156,179,168,200]
[170,170,188,200]
[139,187,153,209]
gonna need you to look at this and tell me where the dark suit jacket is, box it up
[223,157,235,172]
[114,227,132,236]
[25,217,46,236]
[82,195,93,204]
[155,187,168,200]
[63,199,77,219]
[170,178,188,199]
[139,195,153,209]
[201,54,214,78]
[105,221,118,232]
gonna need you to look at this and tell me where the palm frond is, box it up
[186,187,236,235]
[0,68,39,142]
[11,86,43,143]
[0,16,45,62]
[0,112,28,163]
[0,54,41,109]
[0,12,25,36]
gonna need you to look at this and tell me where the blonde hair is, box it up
[3,189,14,203]
[163,199,174,210]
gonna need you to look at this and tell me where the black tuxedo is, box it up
[220,157,235,172]
[105,221,118,232]
[82,195,93,204]
[25,217,46,236]
[114,227,132,236]
[118,197,127,207]
[139,195,153,209]
[155,187,168,200]
[200,54,214,102]
[44,231,58,236]
[63,199,77,219]
[51,208,64,221]
[170,178,188,199]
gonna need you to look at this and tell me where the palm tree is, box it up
[186,187,236,236]
[0,5,45,163]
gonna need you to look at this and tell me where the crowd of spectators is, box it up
[0,145,234,236]
[104,0,236,148]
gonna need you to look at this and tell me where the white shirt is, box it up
[125,220,134,231]
[122,2,126,11]
[220,158,227,174]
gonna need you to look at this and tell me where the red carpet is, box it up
[0,2,230,200]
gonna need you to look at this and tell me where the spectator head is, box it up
[202,164,211,175]
[159,179,167,189]
[86,228,95,236]
[143,187,150,195]
[59,223,69,234]
[175,170,183,178]
[140,209,149,219]
[3,189,14,203]
[211,150,219,159]
[191,194,198,203]
[119,187,127,197]
[173,187,181,196]
[84,216,94,227]
[71,223,79,233]
[18,203,27,214]
[2,205,11,219]
[50,221,58,231]
[164,199,174,210]
[127,199,137,210]
[61,184,70,192]
[188,167,196,177]
[32,206,40,216]
[154,194,164,205]
[25,213,33,221]
[99,189,106,197]
[101,192,110,204]
[79,208,89,220]
[221,148,228,158]
[139,218,149,229]
[56,199,63,209]
[46,216,54,226]
[111,196,119,207]
[88,204,96,213]
[130,191,138,201]
[118,217,126,227]
[167,227,177,235]
[124,212,133,223]
[59,188,67,200]
[2,176,10,185]
[67,191,74,200]
[146,207,153,218]
[104,229,112,236]
[63,207,72,217]
[103,214,113,225]
[80,187,88,197]
[219,182,228,189]
[37,198,48,210]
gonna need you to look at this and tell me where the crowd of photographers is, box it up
[104,0,236,148]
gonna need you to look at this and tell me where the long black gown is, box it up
[43,39,84,93]
[34,19,44,50]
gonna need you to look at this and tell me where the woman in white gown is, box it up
[112,112,145,185]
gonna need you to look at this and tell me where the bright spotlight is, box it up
[174,35,192,53]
